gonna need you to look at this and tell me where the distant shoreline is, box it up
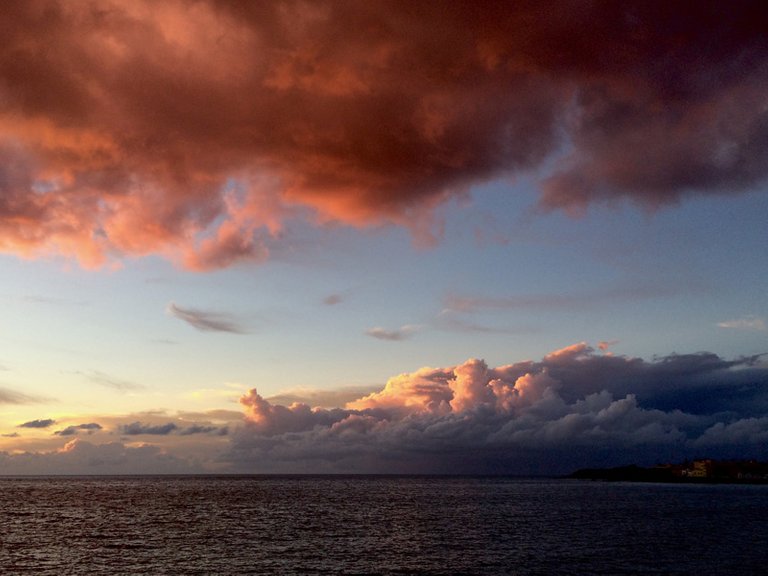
[568,461,768,484]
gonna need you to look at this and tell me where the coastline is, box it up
[568,460,768,484]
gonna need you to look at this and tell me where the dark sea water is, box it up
[0,476,765,575]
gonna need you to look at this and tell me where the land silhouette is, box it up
[569,459,768,483]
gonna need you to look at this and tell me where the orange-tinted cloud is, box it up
[229,344,768,474]
[2,1,767,268]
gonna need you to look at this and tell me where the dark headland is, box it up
[568,459,768,484]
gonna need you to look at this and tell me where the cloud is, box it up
[323,294,343,306]
[0,410,239,474]
[18,418,56,429]
[167,302,247,334]
[54,422,102,436]
[2,344,766,474]
[365,325,419,341]
[178,425,228,436]
[443,284,678,314]
[121,422,178,436]
[598,340,619,351]
[226,343,768,474]
[0,388,49,405]
[434,311,534,335]
[81,370,145,392]
[2,2,766,268]
[718,316,766,331]
[120,420,227,436]
[266,386,381,409]
[0,439,202,475]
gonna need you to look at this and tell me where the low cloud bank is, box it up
[228,343,768,474]
[0,343,765,474]
[0,439,202,475]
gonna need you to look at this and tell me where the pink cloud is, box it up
[227,343,768,473]
[0,2,766,268]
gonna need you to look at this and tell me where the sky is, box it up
[0,0,766,474]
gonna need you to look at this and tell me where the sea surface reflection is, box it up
[0,476,765,574]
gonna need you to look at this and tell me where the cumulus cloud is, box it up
[167,302,247,334]
[54,423,102,436]
[365,325,419,341]
[226,343,768,474]
[1,2,766,268]
[718,316,766,331]
[18,418,56,429]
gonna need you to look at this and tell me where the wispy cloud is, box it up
[81,370,144,392]
[444,285,677,314]
[717,316,766,331]
[267,386,381,409]
[0,388,49,405]
[167,303,247,334]
[21,295,88,306]
[323,294,343,306]
[434,313,533,335]
[365,325,420,341]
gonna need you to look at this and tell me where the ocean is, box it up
[0,476,765,575]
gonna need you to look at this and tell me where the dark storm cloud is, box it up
[227,343,768,474]
[167,303,247,334]
[1,1,766,268]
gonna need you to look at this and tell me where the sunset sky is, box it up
[0,1,766,474]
